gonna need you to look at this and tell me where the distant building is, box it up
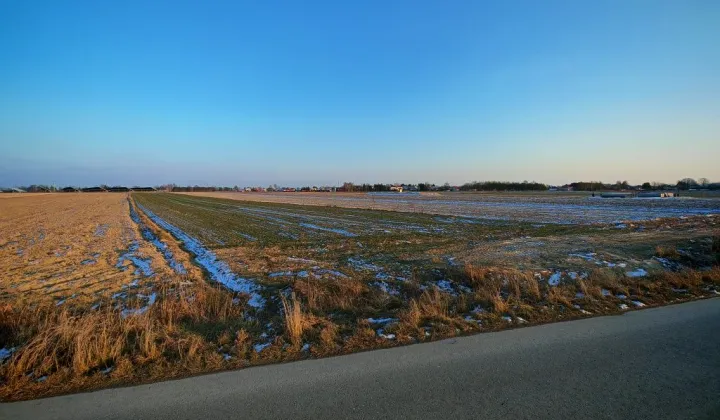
[389,185,403,193]
[130,187,157,191]
[81,186,107,193]
[637,191,675,198]
[1,187,26,193]
[61,187,79,192]
[107,187,130,192]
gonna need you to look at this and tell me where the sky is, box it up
[1,0,719,187]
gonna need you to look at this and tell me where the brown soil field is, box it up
[0,193,174,308]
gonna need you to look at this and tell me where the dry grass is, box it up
[280,292,307,347]
[490,293,509,314]
[655,245,680,258]
[293,277,367,313]
[0,194,181,309]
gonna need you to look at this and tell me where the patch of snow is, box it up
[237,232,257,241]
[625,268,648,278]
[367,317,398,325]
[130,204,187,274]
[100,366,114,375]
[299,223,357,237]
[301,343,311,352]
[121,292,157,318]
[619,303,629,310]
[288,257,316,264]
[575,292,585,299]
[268,271,293,278]
[568,272,578,280]
[616,294,627,300]
[138,205,265,308]
[254,342,271,353]
[434,279,456,294]
[372,281,400,296]
[116,241,154,277]
[0,347,16,363]
[347,257,382,271]
[376,329,396,340]
[601,289,612,297]
[631,300,646,307]
[312,269,349,279]
[548,272,561,286]
[502,316,513,322]
[55,299,66,306]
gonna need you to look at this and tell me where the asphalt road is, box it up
[3,298,720,420]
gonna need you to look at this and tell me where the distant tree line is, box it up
[460,181,547,191]
[5,178,718,193]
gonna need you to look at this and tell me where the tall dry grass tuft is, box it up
[713,236,720,265]
[523,274,542,300]
[655,245,679,258]
[417,288,449,318]
[490,293,509,314]
[547,287,572,307]
[293,278,366,312]
[280,292,306,347]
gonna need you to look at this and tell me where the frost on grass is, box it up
[367,317,398,324]
[137,204,265,308]
[372,280,401,296]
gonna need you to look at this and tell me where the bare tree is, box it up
[698,177,710,187]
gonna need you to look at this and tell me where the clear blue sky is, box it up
[1,0,719,187]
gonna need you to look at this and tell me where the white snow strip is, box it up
[254,342,271,353]
[625,268,648,278]
[376,329,396,340]
[288,257,316,264]
[367,317,398,324]
[631,300,646,307]
[237,233,257,241]
[268,271,293,278]
[619,303,629,310]
[299,223,357,237]
[138,205,265,308]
